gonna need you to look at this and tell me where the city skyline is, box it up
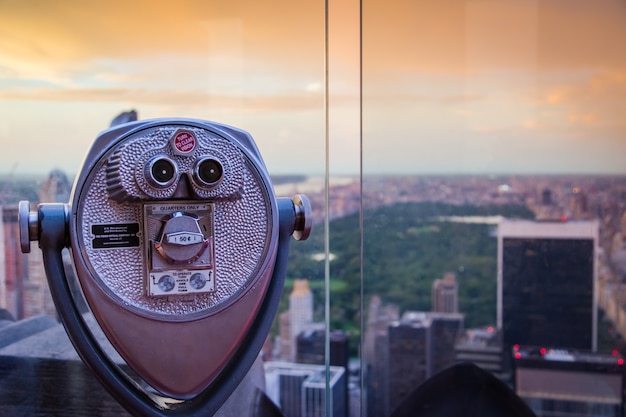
[1,165,626,414]
[1,1,625,176]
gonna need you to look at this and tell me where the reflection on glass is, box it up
[362,0,626,416]
[0,1,328,415]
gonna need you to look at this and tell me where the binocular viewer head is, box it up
[19,118,311,411]
[106,126,244,202]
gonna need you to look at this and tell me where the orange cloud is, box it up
[0,86,332,113]
[363,0,626,76]
[0,0,325,81]
[530,69,625,141]
[569,113,598,124]
[545,89,568,104]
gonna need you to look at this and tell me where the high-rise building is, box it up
[279,311,292,361]
[296,329,325,365]
[497,220,599,351]
[279,279,316,361]
[431,272,458,313]
[363,310,464,416]
[542,189,552,206]
[297,329,349,369]
[387,315,429,410]
[514,345,624,416]
[290,279,313,338]
[362,296,398,417]
[264,361,346,417]
[38,169,71,204]
[297,329,350,417]
[387,312,464,411]
[0,206,26,318]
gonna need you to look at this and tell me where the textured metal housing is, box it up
[71,121,277,321]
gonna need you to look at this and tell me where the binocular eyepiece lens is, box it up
[148,157,177,187]
[196,158,223,187]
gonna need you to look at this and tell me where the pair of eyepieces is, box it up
[147,156,223,189]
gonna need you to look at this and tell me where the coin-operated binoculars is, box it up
[19,119,311,416]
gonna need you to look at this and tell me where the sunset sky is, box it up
[0,0,625,177]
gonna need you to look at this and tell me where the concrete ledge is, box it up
[0,316,58,350]
[0,312,269,416]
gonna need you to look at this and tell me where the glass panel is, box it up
[362,1,626,416]
[0,1,329,415]
[273,1,361,416]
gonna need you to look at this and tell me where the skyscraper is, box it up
[297,329,349,370]
[497,219,599,351]
[364,309,464,416]
[296,329,350,417]
[431,272,458,313]
[264,362,346,417]
[362,296,398,417]
[280,279,315,361]
[387,312,464,411]
[0,206,26,318]
[541,189,552,206]
[38,169,71,204]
